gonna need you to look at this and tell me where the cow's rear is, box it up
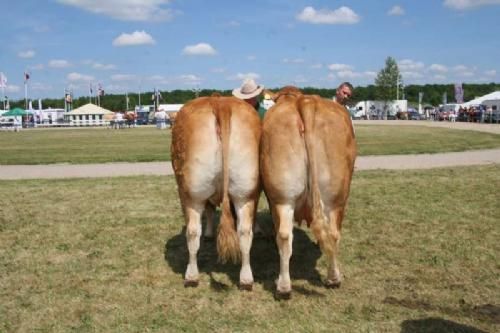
[260,87,356,297]
[171,96,261,289]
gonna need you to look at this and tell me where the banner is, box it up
[0,72,7,88]
[418,92,424,104]
[442,92,447,105]
[454,83,464,103]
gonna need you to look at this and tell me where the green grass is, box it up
[0,127,170,165]
[355,124,500,155]
[0,125,499,165]
[1,166,499,332]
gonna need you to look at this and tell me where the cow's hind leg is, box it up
[234,199,256,290]
[275,204,294,297]
[184,202,204,287]
[203,202,215,240]
[325,207,344,288]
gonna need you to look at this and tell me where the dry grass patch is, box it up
[1,166,499,332]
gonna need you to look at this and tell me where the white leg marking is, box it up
[275,204,294,294]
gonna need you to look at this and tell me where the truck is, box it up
[351,100,408,120]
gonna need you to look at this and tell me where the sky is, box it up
[1,0,499,100]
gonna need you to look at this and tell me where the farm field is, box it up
[1,165,499,332]
[0,125,499,165]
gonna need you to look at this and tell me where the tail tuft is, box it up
[217,199,240,263]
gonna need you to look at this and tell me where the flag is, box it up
[98,83,104,96]
[24,72,30,83]
[89,82,93,95]
[454,83,464,104]
[0,72,7,88]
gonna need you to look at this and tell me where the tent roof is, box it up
[462,91,500,107]
[66,103,114,115]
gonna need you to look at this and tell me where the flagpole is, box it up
[24,81,28,110]
[1,86,5,110]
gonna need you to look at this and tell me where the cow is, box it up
[171,96,261,289]
[260,86,356,297]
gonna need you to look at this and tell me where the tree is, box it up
[375,56,402,119]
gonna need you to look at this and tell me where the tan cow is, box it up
[260,86,356,297]
[171,96,261,289]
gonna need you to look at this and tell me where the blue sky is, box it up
[1,0,499,100]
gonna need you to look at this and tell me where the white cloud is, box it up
[228,73,261,81]
[247,55,257,61]
[363,71,377,78]
[67,72,94,82]
[429,64,448,73]
[388,5,405,16]
[337,70,361,79]
[293,75,308,84]
[113,31,155,46]
[433,74,447,81]
[401,71,424,79]
[485,69,497,76]
[453,64,469,72]
[452,64,476,77]
[311,63,323,69]
[56,0,174,22]
[444,0,500,10]
[398,59,425,71]
[328,63,353,71]
[182,43,217,56]
[111,74,136,81]
[297,6,360,24]
[6,85,21,93]
[178,74,202,85]
[49,59,71,68]
[18,50,35,58]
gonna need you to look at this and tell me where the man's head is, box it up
[336,82,353,105]
[232,79,264,107]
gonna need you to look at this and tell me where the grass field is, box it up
[1,165,499,332]
[0,125,499,165]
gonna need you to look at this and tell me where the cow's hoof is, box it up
[239,283,253,291]
[275,290,292,300]
[184,279,199,288]
[325,279,341,289]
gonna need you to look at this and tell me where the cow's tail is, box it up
[297,96,335,258]
[212,99,240,264]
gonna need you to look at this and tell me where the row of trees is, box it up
[7,57,499,111]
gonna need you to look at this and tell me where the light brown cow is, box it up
[260,86,356,297]
[171,96,261,289]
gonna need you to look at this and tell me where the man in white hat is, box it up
[232,78,267,119]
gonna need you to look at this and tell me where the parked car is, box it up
[408,110,422,120]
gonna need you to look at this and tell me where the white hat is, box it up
[232,79,264,99]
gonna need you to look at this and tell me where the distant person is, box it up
[114,111,123,129]
[334,82,353,106]
[232,78,267,119]
[155,110,167,129]
[262,93,275,111]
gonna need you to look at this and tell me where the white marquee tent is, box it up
[64,103,114,126]
[462,91,500,107]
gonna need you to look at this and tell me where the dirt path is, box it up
[1,121,498,180]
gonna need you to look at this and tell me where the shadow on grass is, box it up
[164,209,323,296]
[400,318,488,333]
